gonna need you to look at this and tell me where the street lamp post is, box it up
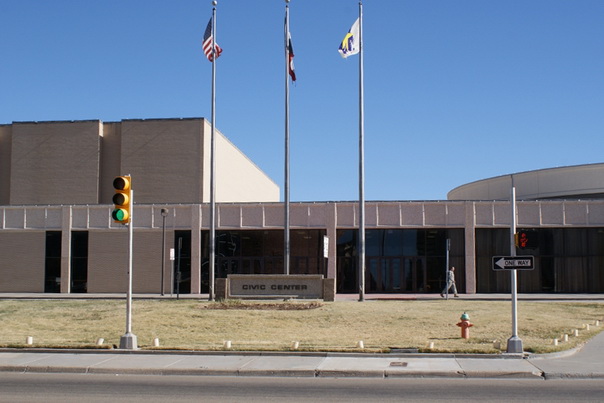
[160,208,168,296]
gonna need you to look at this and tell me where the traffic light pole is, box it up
[119,188,137,349]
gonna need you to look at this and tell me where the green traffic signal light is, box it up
[112,208,129,222]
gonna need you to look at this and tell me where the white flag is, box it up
[338,18,360,58]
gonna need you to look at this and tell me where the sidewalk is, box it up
[1,330,603,379]
[0,293,602,379]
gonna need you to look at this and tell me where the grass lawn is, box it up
[0,299,602,354]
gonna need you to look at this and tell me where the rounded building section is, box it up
[448,163,604,201]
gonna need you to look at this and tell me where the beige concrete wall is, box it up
[4,200,604,231]
[0,125,11,205]
[464,203,477,294]
[160,229,175,294]
[206,120,280,203]
[121,118,204,204]
[132,231,163,293]
[448,163,604,201]
[10,121,102,205]
[99,122,122,204]
[88,231,128,293]
[3,200,604,294]
[0,231,45,292]
[88,230,167,293]
[1,118,279,207]
[60,207,72,293]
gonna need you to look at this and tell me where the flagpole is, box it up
[284,0,291,275]
[209,0,218,301]
[358,0,366,302]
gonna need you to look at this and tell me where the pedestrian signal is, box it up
[515,230,538,249]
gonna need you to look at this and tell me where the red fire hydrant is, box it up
[456,312,474,339]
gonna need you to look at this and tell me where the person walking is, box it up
[441,266,458,298]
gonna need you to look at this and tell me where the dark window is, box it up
[475,228,604,293]
[45,231,62,293]
[174,231,192,294]
[336,229,465,294]
[71,231,88,293]
[201,229,327,293]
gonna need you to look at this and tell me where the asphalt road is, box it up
[1,373,604,403]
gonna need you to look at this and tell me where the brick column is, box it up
[325,203,337,280]
[464,202,477,294]
[190,205,202,294]
[60,206,72,293]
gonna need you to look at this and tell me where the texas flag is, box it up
[287,32,296,82]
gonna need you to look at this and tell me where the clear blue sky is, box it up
[1,1,603,201]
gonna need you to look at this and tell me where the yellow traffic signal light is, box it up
[112,176,131,224]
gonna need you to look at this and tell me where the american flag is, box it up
[202,18,222,62]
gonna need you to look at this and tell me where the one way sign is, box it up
[492,256,534,271]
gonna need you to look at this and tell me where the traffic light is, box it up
[515,230,538,249]
[112,176,131,224]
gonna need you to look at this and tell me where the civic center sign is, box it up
[216,274,335,301]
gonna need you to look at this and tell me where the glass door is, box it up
[367,257,426,293]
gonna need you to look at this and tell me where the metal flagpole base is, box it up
[506,335,523,354]
[119,332,138,350]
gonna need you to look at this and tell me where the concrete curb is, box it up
[526,340,590,361]
[0,365,547,379]
[0,347,529,360]
[542,372,604,380]
[459,370,544,379]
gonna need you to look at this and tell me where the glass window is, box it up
[383,230,404,256]
[70,231,88,293]
[476,227,604,293]
[337,229,465,294]
[45,231,61,293]
[201,229,326,291]
[402,231,419,256]
[174,230,191,294]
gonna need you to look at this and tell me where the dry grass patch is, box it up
[0,299,602,353]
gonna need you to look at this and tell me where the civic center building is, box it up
[1,118,604,295]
